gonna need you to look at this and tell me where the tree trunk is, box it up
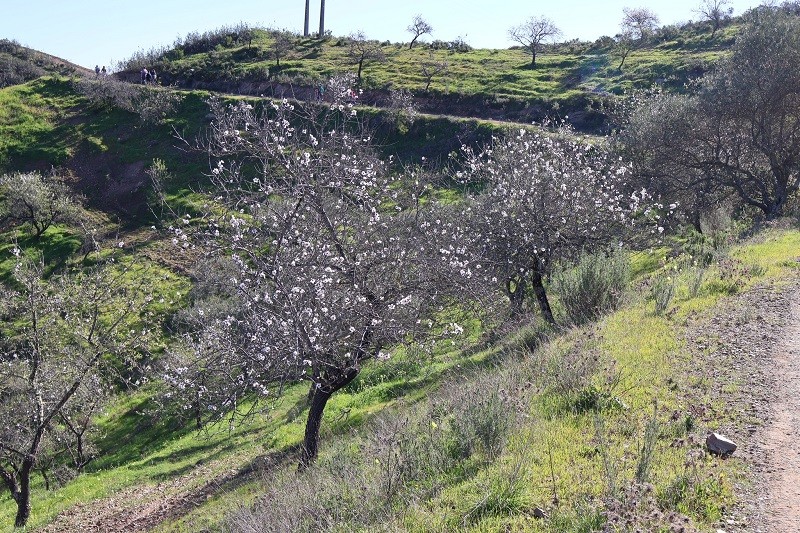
[14,460,32,528]
[319,0,326,38]
[298,367,359,469]
[531,48,537,66]
[506,277,526,317]
[304,0,310,37]
[531,267,555,326]
[357,58,364,82]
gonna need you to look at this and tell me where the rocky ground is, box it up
[682,278,800,532]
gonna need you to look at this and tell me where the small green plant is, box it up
[649,274,675,315]
[572,384,626,414]
[688,266,706,297]
[446,376,513,461]
[634,405,661,483]
[552,250,631,326]
[461,461,529,526]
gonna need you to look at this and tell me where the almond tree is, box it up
[164,83,455,467]
[347,32,387,83]
[695,0,733,36]
[407,15,433,50]
[453,128,654,323]
[0,253,155,528]
[508,16,561,66]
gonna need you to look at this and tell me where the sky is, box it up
[1,0,765,69]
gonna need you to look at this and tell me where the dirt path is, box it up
[761,292,800,531]
[680,279,800,532]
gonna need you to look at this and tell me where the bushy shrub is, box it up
[552,251,631,326]
[73,78,182,124]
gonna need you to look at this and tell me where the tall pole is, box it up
[319,0,325,38]
[304,0,310,37]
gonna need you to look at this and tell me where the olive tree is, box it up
[619,8,800,220]
[0,172,82,238]
[0,253,155,528]
[452,128,655,324]
[163,86,455,468]
[508,16,561,66]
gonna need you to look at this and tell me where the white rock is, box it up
[706,432,737,455]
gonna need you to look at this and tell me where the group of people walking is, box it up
[94,65,107,77]
[140,67,158,84]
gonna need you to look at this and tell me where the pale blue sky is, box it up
[1,0,763,69]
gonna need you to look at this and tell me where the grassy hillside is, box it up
[1,13,798,531]
[0,39,90,88]
[1,224,798,532]
[118,20,740,129]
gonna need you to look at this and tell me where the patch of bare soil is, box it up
[36,448,295,532]
[759,289,800,531]
[681,278,800,532]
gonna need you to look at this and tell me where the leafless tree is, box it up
[420,53,448,92]
[347,32,387,82]
[407,15,433,50]
[163,82,458,468]
[270,30,293,67]
[614,7,660,70]
[621,7,660,40]
[695,0,733,36]
[508,16,561,66]
[0,253,156,528]
[319,0,326,38]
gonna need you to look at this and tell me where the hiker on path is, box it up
[95,65,100,77]
[141,67,148,84]
[101,66,107,76]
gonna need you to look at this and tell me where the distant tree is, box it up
[0,253,155,528]
[420,52,449,91]
[508,16,561,66]
[695,0,733,36]
[407,15,433,49]
[619,9,800,220]
[621,7,660,40]
[347,32,387,82]
[270,30,293,67]
[615,7,660,70]
[304,0,310,37]
[163,85,456,468]
[614,31,636,70]
[453,128,654,323]
[0,171,83,238]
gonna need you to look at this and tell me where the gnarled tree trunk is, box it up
[299,367,360,469]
